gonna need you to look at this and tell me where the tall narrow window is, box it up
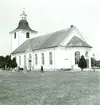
[28,54,32,69]
[49,52,52,65]
[85,51,88,57]
[29,54,32,65]
[26,32,30,38]
[35,54,38,65]
[75,51,80,64]
[24,55,26,65]
[14,32,16,39]
[29,54,32,60]
[19,56,21,66]
[41,53,44,65]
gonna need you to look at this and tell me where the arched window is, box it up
[26,32,30,38]
[75,51,80,64]
[14,32,16,39]
[85,51,88,57]
[35,54,38,65]
[29,54,32,60]
[49,52,52,65]
[19,56,21,66]
[41,53,44,65]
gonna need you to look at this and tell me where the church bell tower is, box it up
[10,9,38,53]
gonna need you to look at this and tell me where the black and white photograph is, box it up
[0,0,100,105]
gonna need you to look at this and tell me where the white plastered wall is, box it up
[12,48,55,71]
[12,46,92,71]
[54,46,92,70]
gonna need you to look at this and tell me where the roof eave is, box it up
[11,51,26,55]
[11,46,58,54]
[66,46,92,48]
[10,29,38,34]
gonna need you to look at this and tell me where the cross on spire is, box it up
[20,8,27,20]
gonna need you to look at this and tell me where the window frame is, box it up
[35,54,38,65]
[26,32,30,38]
[14,32,16,39]
[19,56,21,66]
[49,52,52,65]
[85,51,88,57]
[41,53,45,65]
[75,51,80,64]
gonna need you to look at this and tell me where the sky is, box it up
[0,0,100,59]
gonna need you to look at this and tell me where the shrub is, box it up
[11,57,17,69]
[78,55,87,71]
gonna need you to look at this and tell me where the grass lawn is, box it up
[0,70,100,105]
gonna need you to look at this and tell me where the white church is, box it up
[10,10,92,71]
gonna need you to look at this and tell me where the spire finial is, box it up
[20,8,27,20]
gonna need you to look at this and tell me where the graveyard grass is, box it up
[0,70,100,105]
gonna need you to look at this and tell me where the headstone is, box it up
[12,69,15,72]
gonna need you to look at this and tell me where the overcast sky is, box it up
[0,0,100,59]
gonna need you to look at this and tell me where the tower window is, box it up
[26,32,30,38]
[14,33,16,39]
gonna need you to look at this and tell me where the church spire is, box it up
[20,8,27,20]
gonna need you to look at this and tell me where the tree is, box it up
[0,55,17,70]
[0,56,5,69]
[11,57,17,69]
[5,55,11,69]
[78,55,87,71]
[95,60,100,68]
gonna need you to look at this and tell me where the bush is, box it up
[78,55,87,71]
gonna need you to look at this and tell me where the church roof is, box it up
[11,26,92,54]
[10,20,37,33]
[12,28,71,54]
[66,36,92,48]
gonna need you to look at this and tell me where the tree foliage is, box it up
[91,57,100,68]
[5,55,11,69]
[78,55,87,71]
[0,55,17,70]
[0,56,6,69]
[11,57,17,69]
